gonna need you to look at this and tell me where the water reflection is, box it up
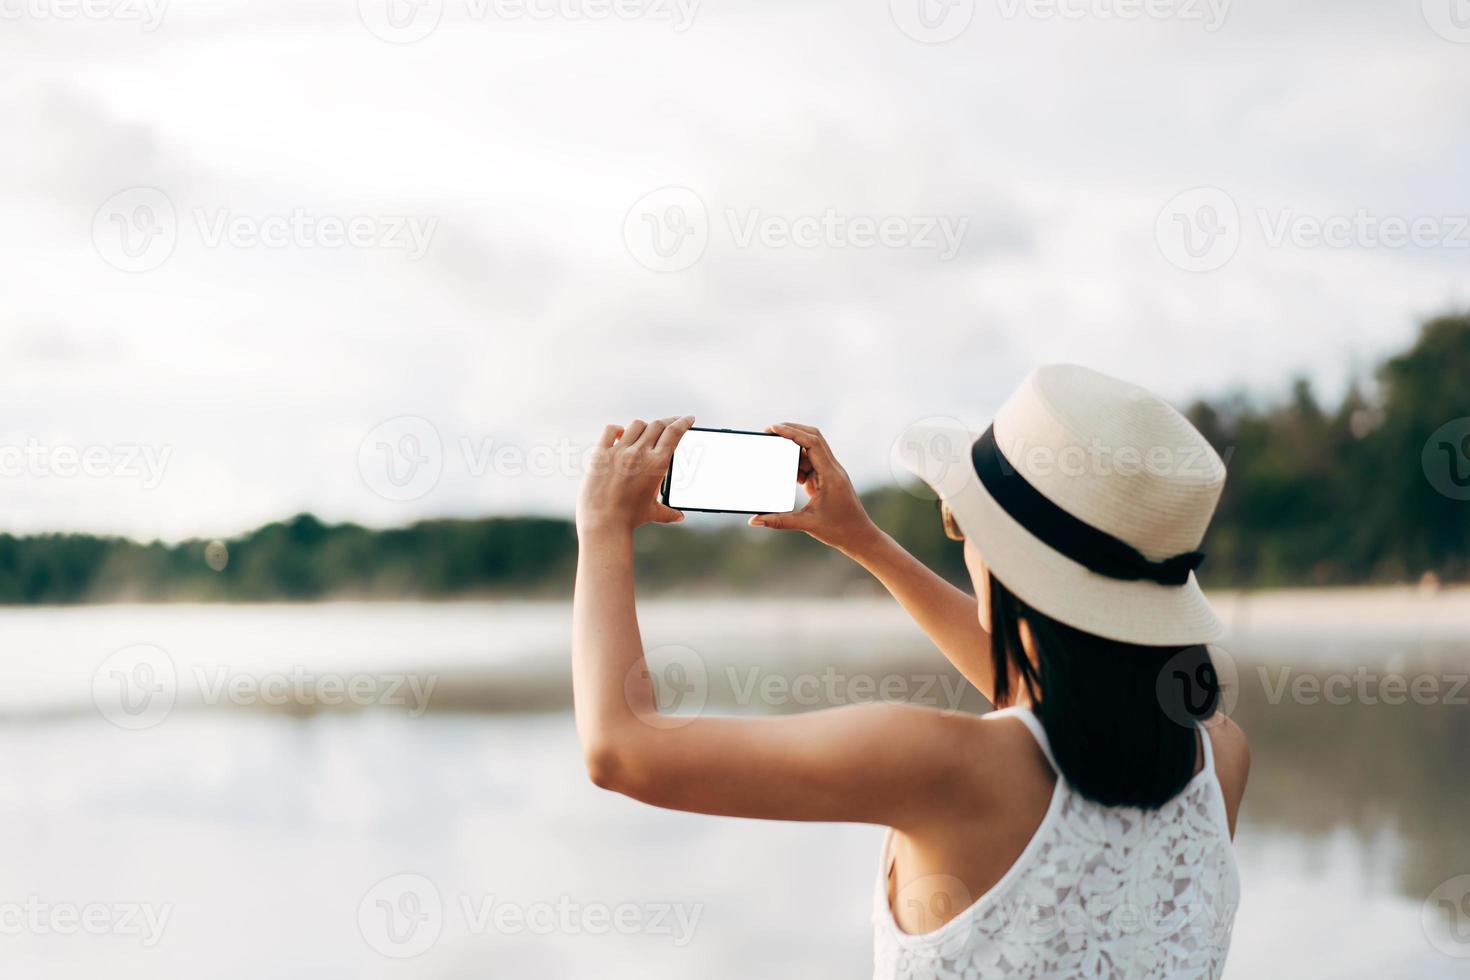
[0,600,1463,977]
[1227,637,1470,908]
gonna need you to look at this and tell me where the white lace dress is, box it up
[873,707,1239,979]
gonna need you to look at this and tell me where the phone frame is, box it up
[659,426,799,516]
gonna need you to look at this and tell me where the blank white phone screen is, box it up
[666,429,799,513]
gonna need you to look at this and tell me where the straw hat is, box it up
[898,364,1227,646]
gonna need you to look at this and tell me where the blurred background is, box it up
[4,0,1470,976]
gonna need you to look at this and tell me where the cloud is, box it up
[2,2,1468,538]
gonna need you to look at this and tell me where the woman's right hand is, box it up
[749,423,881,556]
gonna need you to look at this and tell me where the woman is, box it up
[572,364,1249,979]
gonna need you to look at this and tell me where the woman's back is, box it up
[873,707,1240,980]
[571,369,1249,979]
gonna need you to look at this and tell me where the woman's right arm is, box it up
[751,423,997,704]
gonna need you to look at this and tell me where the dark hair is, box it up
[988,574,1219,809]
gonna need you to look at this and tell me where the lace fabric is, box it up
[873,709,1239,980]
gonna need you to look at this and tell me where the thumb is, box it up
[649,503,685,524]
[749,511,810,531]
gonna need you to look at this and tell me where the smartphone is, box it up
[661,427,801,515]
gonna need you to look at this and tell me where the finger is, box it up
[637,418,669,449]
[620,419,648,445]
[767,422,817,449]
[769,423,836,470]
[779,432,813,483]
[786,424,847,480]
[654,415,695,454]
[649,503,685,524]
[597,424,624,449]
[781,422,834,454]
[749,510,811,531]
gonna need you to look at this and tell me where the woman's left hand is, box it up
[750,422,879,556]
[576,416,694,535]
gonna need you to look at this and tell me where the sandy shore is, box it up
[1211,584,1470,635]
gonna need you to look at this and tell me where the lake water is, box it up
[1,595,1466,978]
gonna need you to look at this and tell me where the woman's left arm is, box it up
[572,416,972,826]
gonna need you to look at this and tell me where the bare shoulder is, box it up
[1202,713,1250,835]
[931,708,1057,811]
[1203,713,1250,773]
[860,704,1051,816]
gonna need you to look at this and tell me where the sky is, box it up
[3,0,1469,540]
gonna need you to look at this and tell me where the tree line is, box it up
[1,314,1465,603]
